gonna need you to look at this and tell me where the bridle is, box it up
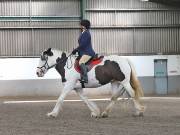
[37,55,51,74]
[37,53,73,73]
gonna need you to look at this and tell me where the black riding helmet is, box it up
[80,19,91,29]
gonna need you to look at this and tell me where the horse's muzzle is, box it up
[36,68,45,77]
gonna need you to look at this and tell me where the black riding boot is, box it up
[80,63,88,83]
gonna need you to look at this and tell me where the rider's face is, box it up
[80,25,86,32]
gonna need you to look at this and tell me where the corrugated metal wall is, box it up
[0,0,80,57]
[86,0,175,9]
[87,11,180,26]
[0,0,180,56]
[86,0,180,55]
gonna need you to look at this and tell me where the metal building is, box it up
[0,0,179,56]
[0,0,180,96]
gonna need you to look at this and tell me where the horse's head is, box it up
[36,48,60,77]
[36,48,69,78]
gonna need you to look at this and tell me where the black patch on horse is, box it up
[55,52,67,82]
[95,60,125,85]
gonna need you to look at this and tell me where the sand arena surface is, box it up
[0,97,180,135]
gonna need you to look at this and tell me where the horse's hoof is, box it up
[47,112,57,118]
[139,112,144,117]
[132,112,144,117]
[141,106,146,112]
[101,112,109,118]
[91,112,100,118]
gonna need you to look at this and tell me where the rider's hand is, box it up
[72,49,77,55]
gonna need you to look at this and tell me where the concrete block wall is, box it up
[0,55,180,97]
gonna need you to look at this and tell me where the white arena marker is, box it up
[3,100,56,104]
[3,97,180,104]
[141,97,180,100]
[3,98,111,104]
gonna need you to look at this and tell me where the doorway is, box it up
[154,59,168,95]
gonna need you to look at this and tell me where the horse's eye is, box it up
[40,55,44,60]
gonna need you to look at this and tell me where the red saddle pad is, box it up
[74,56,104,73]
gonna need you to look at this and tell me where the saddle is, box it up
[74,55,104,73]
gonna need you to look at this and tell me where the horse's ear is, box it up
[46,48,53,56]
[47,48,51,52]
[61,52,66,58]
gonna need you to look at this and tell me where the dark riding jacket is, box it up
[77,30,95,57]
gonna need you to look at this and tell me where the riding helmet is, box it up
[80,19,91,29]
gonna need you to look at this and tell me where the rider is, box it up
[72,19,96,83]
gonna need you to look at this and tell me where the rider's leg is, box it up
[79,55,91,83]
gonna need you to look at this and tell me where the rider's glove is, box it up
[72,49,78,55]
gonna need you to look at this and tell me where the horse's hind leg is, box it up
[101,82,122,118]
[122,82,145,117]
[75,88,101,118]
[132,98,145,117]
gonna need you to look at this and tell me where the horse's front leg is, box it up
[47,80,76,118]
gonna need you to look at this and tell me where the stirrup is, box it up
[79,78,88,83]
[78,79,86,88]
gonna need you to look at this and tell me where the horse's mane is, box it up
[51,48,67,57]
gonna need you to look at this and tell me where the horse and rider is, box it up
[36,19,145,118]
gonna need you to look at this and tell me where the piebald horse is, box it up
[36,48,145,118]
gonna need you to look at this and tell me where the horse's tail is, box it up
[127,59,144,100]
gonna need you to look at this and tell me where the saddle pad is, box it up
[74,56,104,73]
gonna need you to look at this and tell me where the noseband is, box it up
[37,55,52,74]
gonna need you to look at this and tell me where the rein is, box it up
[37,53,73,71]
[66,54,73,69]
